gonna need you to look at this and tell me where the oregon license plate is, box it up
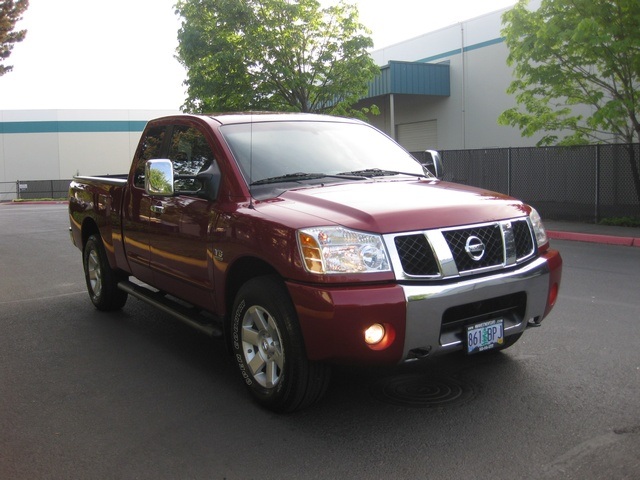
[466,319,504,354]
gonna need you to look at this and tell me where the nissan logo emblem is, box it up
[465,235,485,261]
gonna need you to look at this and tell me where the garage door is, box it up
[397,120,438,152]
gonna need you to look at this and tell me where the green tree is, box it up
[147,167,172,194]
[175,0,379,118]
[499,0,640,203]
[1,0,29,76]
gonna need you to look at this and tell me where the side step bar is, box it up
[118,280,223,338]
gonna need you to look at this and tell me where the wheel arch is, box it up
[222,256,281,344]
[80,218,125,275]
[224,256,280,315]
[80,217,101,248]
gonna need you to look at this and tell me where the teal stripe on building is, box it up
[365,38,504,100]
[0,120,148,134]
[417,37,505,63]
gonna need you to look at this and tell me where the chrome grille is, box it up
[386,218,537,280]
[442,224,503,272]
[512,219,535,259]
[394,234,439,276]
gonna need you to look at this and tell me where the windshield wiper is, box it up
[337,168,427,179]
[251,172,364,186]
[251,172,326,186]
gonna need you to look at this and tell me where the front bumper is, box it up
[288,249,561,365]
[401,250,561,360]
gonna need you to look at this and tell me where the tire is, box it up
[231,276,331,413]
[83,234,128,311]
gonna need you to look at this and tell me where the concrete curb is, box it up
[548,230,640,247]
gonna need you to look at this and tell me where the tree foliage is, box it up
[175,0,379,118]
[0,0,29,76]
[499,0,640,146]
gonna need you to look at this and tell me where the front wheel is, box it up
[83,234,128,311]
[231,276,330,413]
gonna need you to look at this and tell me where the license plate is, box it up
[466,319,504,354]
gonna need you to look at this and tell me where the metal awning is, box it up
[365,61,450,99]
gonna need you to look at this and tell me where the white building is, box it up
[358,3,545,153]
[0,109,178,184]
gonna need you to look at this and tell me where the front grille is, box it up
[394,234,439,276]
[443,224,504,272]
[512,219,535,259]
[388,217,537,280]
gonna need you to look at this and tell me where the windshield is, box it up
[220,121,428,186]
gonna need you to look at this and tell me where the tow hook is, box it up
[405,346,432,361]
[527,317,542,328]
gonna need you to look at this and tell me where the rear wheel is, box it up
[83,234,128,311]
[231,276,330,412]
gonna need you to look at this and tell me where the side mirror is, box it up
[421,149,444,180]
[145,159,174,195]
[145,158,222,201]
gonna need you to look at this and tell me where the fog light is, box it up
[364,323,385,345]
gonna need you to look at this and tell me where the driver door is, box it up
[147,123,220,311]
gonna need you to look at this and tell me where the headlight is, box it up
[297,227,391,274]
[529,208,548,249]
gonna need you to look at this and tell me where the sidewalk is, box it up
[545,220,640,247]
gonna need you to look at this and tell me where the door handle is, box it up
[150,204,164,215]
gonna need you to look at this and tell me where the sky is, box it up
[0,0,516,111]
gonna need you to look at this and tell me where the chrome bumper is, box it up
[400,256,552,361]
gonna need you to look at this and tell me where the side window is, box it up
[167,125,216,194]
[133,126,166,189]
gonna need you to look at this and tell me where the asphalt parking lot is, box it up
[1,203,639,479]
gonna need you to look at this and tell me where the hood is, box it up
[260,179,531,233]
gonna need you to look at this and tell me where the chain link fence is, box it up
[0,180,72,202]
[432,144,640,223]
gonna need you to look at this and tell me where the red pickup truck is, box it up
[69,113,562,412]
